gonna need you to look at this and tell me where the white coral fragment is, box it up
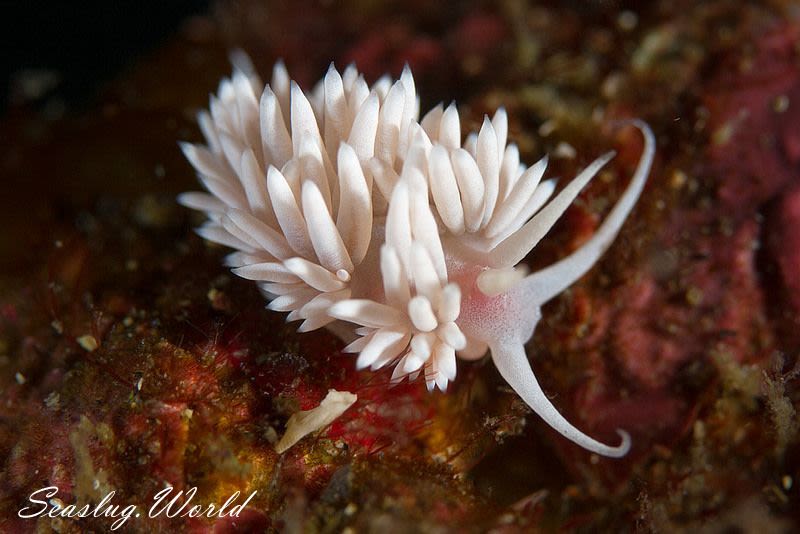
[275,389,357,453]
[181,56,656,458]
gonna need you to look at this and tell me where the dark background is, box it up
[0,1,211,113]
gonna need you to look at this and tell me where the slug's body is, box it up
[180,56,654,458]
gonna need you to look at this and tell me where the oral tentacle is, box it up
[522,121,656,305]
[489,338,631,458]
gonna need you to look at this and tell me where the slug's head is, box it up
[451,121,654,458]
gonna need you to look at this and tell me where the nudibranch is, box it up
[180,56,654,458]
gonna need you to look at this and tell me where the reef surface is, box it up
[1,1,799,531]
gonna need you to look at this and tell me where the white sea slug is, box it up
[180,58,654,458]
